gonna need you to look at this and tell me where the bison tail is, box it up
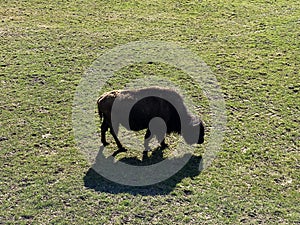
[99,111,103,121]
[97,99,103,121]
[98,106,103,121]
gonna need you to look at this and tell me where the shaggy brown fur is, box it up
[97,87,204,152]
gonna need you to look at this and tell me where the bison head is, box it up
[182,119,205,145]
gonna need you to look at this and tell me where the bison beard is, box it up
[97,87,205,154]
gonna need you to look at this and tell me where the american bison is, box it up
[97,87,204,153]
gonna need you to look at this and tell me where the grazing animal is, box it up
[97,87,204,153]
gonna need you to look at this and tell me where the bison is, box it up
[97,87,204,153]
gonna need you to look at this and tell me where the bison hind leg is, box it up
[100,120,109,146]
[109,125,125,151]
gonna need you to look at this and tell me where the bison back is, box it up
[128,96,181,133]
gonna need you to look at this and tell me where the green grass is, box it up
[1,0,299,224]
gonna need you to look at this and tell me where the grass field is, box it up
[1,0,299,224]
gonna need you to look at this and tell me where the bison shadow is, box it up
[83,146,203,196]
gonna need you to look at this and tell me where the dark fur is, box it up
[97,87,204,152]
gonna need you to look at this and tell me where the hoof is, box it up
[143,147,151,152]
[160,142,168,150]
[102,141,109,146]
[143,150,150,155]
[118,147,127,152]
[112,147,127,157]
[142,151,149,160]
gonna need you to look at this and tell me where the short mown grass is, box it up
[1,0,299,224]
